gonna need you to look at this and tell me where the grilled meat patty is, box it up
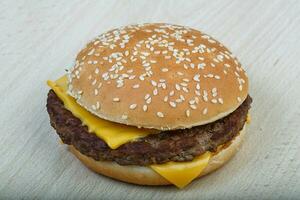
[47,90,252,165]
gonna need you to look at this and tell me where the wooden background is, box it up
[1,0,299,199]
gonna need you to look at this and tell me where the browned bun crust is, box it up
[68,23,249,130]
[69,124,246,186]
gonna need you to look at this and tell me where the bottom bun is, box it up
[69,125,246,186]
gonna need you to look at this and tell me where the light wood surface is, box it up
[1,0,300,199]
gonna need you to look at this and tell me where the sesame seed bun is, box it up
[68,23,248,130]
[69,123,246,186]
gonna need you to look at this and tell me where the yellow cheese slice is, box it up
[47,76,158,149]
[246,114,251,124]
[151,152,211,188]
[48,76,211,188]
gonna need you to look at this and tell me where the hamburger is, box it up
[46,23,252,188]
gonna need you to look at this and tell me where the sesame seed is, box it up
[175,84,181,91]
[186,109,191,117]
[146,97,152,104]
[175,99,182,103]
[129,75,136,80]
[211,99,218,104]
[180,82,188,87]
[177,71,184,76]
[143,105,148,112]
[201,35,210,39]
[139,75,145,81]
[198,63,206,69]
[95,68,99,74]
[169,90,175,96]
[151,80,157,86]
[145,94,150,100]
[189,99,195,105]
[129,104,137,109]
[132,84,140,89]
[213,58,219,63]
[169,101,176,108]
[113,97,120,102]
[193,74,200,82]
[143,62,150,67]
[203,108,208,115]
[96,101,100,109]
[92,105,97,110]
[215,75,221,80]
[153,88,158,95]
[121,115,128,120]
[116,83,123,88]
[190,104,197,110]
[180,95,185,101]
[157,112,164,118]
[164,96,168,102]
[195,90,201,96]
[94,89,99,95]
[212,88,217,93]
[161,68,169,72]
[218,98,224,104]
[237,97,242,102]
[88,48,95,55]
[239,85,243,91]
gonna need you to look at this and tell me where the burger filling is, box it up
[47,89,251,165]
[47,77,252,188]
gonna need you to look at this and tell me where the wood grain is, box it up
[0,0,299,199]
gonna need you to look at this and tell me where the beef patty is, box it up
[47,90,252,166]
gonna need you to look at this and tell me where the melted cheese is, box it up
[47,76,157,149]
[246,114,251,124]
[151,152,211,188]
[47,76,212,188]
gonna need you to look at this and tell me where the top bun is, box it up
[68,23,248,130]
